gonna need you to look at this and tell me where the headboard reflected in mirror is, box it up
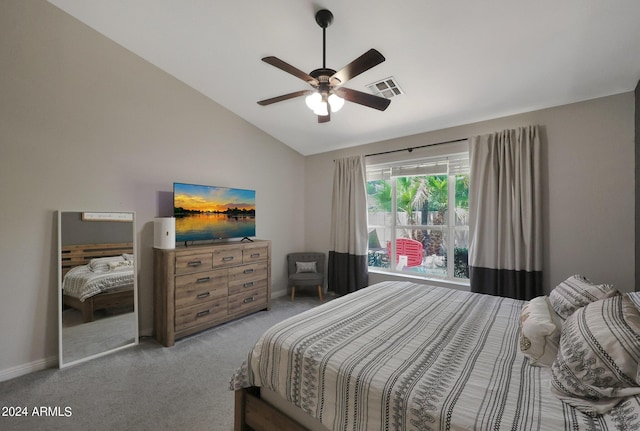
[58,211,138,368]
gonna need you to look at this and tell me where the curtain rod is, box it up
[364,138,468,158]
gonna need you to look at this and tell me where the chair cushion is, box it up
[289,272,323,286]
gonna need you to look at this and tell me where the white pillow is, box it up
[519,296,563,367]
[107,260,133,271]
[295,261,317,273]
[548,274,618,319]
[550,295,640,416]
[88,255,126,272]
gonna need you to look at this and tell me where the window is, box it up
[366,152,470,282]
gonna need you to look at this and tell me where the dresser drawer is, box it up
[228,262,268,286]
[175,298,227,332]
[228,287,268,314]
[243,246,269,263]
[212,248,243,268]
[175,253,213,275]
[228,277,268,297]
[175,269,228,309]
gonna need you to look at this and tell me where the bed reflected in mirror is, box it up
[58,211,138,368]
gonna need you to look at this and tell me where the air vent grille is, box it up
[366,76,403,99]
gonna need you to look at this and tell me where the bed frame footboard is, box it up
[235,387,309,431]
[63,289,134,323]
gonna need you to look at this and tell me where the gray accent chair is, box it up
[287,252,325,302]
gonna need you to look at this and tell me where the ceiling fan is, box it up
[257,9,391,123]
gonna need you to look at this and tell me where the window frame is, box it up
[366,151,470,284]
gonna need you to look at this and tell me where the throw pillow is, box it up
[296,261,317,273]
[107,260,133,271]
[88,255,126,272]
[548,274,618,319]
[550,295,640,416]
[519,296,563,367]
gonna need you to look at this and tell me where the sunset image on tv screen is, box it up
[173,183,256,242]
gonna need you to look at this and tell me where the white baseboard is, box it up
[0,356,58,382]
[271,289,287,298]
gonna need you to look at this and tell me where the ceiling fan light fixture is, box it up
[305,92,322,110]
[328,93,344,112]
[313,100,329,116]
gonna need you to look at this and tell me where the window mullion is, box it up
[391,176,397,269]
[447,174,456,279]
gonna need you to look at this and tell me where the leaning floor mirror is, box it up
[58,211,139,368]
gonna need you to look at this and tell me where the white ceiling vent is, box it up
[366,76,403,99]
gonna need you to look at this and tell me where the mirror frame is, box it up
[58,210,139,368]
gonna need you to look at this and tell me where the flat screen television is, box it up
[173,182,256,244]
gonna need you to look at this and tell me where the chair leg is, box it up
[291,286,295,302]
[317,285,323,302]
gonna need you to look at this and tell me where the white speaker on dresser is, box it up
[154,217,175,249]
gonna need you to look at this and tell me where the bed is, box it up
[61,243,135,323]
[231,280,640,431]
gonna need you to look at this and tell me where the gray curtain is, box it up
[328,155,369,295]
[468,125,543,300]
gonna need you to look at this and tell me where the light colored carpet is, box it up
[0,294,328,431]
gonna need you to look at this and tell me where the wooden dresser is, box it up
[153,239,271,347]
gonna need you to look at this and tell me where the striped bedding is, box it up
[62,264,134,302]
[231,281,640,430]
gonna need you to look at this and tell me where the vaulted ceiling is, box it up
[48,0,640,155]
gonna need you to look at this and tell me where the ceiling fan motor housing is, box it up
[315,9,334,28]
[310,68,340,89]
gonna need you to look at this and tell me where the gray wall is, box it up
[305,93,635,295]
[60,212,132,246]
[1,0,636,378]
[0,1,305,375]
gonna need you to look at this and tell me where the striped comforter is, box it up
[62,264,134,302]
[231,281,640,430]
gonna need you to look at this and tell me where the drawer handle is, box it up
[222,256,235,262]
[196,309,210,318]
[188,260,202,267]
[197,292,211,299]
[243,296,255,304]
[250,253,260,258]
[243,282,254,288]
[243,268,254,274]
[197,277,211,283]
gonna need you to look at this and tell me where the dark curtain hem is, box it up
[328,251,368,296]
[469,266,542,301]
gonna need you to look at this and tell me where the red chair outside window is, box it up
[388,238,423,267]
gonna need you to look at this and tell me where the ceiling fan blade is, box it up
[262,56,318,86]
[257,90,310,106]
[331,49,385,85]
[318,111,330,123]
[335,87,390,111]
